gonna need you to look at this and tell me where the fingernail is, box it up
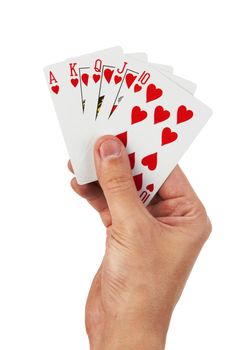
[99,139,122,159]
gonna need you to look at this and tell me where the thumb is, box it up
[94,135,145,222]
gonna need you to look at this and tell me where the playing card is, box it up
[95,56,175,119]
[76,58,212,207]
[154,68,196,95]
[77,60,196,172]
[83,52,170,122]
[91,52,149,118]
[44,47,123,178]
[73,48,124,113]
[98,59,196,121]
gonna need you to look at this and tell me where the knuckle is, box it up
[203,216,212,240]
[183,200,212,246]
[100,207,111,227]
[197,203,212,235]
[187,197,205,216]
[195,212,212,245]
[79,186,91,198]
[103,173,132,194]
[70,178,78,191]
[71,180,90,199]
[183,197,208,219]
[163,196,205,217]
[117,215,153,243]
[195,200,207,215]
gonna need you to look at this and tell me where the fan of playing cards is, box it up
[44,47,212,206]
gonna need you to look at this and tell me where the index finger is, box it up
[158,165,198,201]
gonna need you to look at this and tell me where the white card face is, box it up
[77,60,196,165]
[75,58,212,207]
[83,52,155,122]
[78,51,123,117]
[95,53,149,119]
[83,53,173,123]
[44,61,84,178]
[95,58,193,122]
[97,58,196,122]
[152,63,173,73]
[150,65,197,95]
[44,47,123,176]
[77,62,196,169]
[77,59,197,176]
[79,66,89,112]
[78,53,148,116]
[126,52,148,62]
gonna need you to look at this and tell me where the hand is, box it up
[68,136,212,350]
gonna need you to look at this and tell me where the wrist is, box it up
[102,331,164,350]
[90,315,167,350]
[92,333,165,350]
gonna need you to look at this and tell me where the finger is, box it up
[68,160,111,225]
[94,135,147,223]
[148,193,162,206]
[68,160,111,226]
[68,160,74,174]
[70,177,111,227]
[70,177,106,207]
[150,166,201,218]
[69,160,107,212]
[158,165,198,201]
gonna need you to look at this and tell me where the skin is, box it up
[68,135,212,350]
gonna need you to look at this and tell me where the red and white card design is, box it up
[44,49,212,206]
[83,52,148,121]
[76,58,212,206]
[44,47,123,177]
[77,56,196,170]
[97,58,196,122]
[94,55,176,120]
[44,49,176,180]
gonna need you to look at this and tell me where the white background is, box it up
[0,0,232,349]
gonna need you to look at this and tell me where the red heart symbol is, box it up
[114,75,122,84]
[126,73,137,88]
[93,74,100,83]
[51,85,59,94]
[146,84,163,103]
[71,78,79,87]
[128,152,135,169]
[134,84,142,93]
[104,69,114,83]
[133,173,143,191]
[131,106,147,125]
[162,127,178,146]
[82,74,89,86]
[142,153,158,171]
[154,106,170,124]
[116,131,127,147]
[177,105,193,124]
[146,184,154,192]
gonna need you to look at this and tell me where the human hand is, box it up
[68,136,212,350]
